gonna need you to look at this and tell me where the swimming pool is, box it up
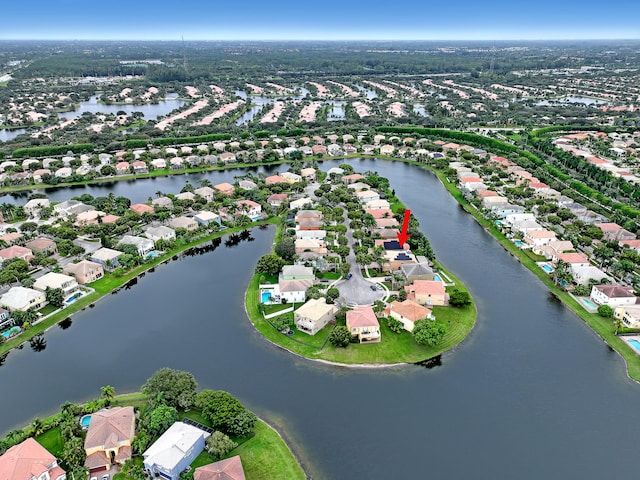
[581,298,597,309]
[261,292,272,303]
[541,264,554,273]
[65,292,82,304]
[1,326,21,339]
[147,251,159,259]
[628,339,640,351]
[434,274,442,282]
[80,414,91,428]
[514,240,524,247]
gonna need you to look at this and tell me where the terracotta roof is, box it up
[130,203,154,214]
[84,450,110,469]
[278,278,313,293]
[595,222,622,232]
[0,438,64,480]
[194,455,246,480]
[346,306,379,328]
[555,252,589,264]
[0,245,32,260]
[84,406,135,450]
[406,280,446,296]
[366,209,394,219]
[25,238,56,250]
[388,299,432,322]
[594,284,635,298]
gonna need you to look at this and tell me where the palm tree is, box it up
[31,418,44,436]
[100,385,116,404]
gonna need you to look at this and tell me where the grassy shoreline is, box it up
[18,391,306,480]
[0,219,278,358]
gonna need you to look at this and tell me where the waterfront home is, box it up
[75,210,106,226]
[346,306,381,343]
[459,177,486,194]
[366,208,394,220]
[84,407,135,476]
[364,199,391,210]
[265,175,289,185]
[0,437,66,480]
[24,198,50,217]
[54,167,73,178]
[552,252,590,268]
[99,153,112,165]
[614,305,640,328]
[132,161,148,174]
[375,217,399,228]
[63,260,104,284]
[0,308,11,329]
[151,158,167,170]
[510,219,543,234]
[33,169,52,184]
[347,182,371,192]
[524,229,557,247]
[594,223,636,242]
[385,299,433,332]
[235,200,262,219]
[481,196,509,209]
[295,238,327,255]
[295,229,327,241]
[0,245,33,262]
[194,456,245,480]
[33,272,79,299]
[169,216,198,231]
[169,157,184,170]
[213,182,234,196]
[152,196,173,210]
[327,167,344,176]
[238,179,258,191]
[194,211,221,226]
[503,213,535,227]
[491,204,525,218]
[144,225,176,242]
[281,265,314,280]
[301,167,316,180]
[311,144,327,155]
[119,235,155,256]
[379,144,395,156]
[0,287,47,312]
[219,152,236,164]
[295,298,337,335]
[116,162,130,175]
[130,203,154,215]
[571,265,609,285]
[342,173,365,184]
[281,171,302,184]
[194,186,215,202]
[143,422,211,480]
[278,278,313,303]
[295,210,322,223]
[532,240,574,259]
[401,262,435,282]
[405,280,448,306]
[175,192,196,202]
[54,200,93,217]
[590,284,637,307]
[90,247,124,271]
[355,190,380,203]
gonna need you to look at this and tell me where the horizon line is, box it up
[1,37,640,42]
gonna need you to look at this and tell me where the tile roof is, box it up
[0,438,63,480]
[194,455,246,480]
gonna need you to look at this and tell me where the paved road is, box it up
[335,211,384,306]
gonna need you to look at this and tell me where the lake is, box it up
[1,158,640,479]
[57,95,186,121]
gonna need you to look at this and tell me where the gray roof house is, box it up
[90,247,124,271]
[144,225,176,242]
[118,235,155,256]
[401,262,435,282]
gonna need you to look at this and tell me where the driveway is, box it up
[335,211,384,306]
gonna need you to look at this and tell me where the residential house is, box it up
[0,245,33,262]
[119,235,155,256]
[300,168,316,180]
[175,192,195,202]
[290,198,313,210]
[24,198,50,217]
[278,278,313,303]
[346,306,381,343]
[75,210,106,226]
[54,167,73,178]
[295,239,327,255]
[33,169,51,183]
[375,217,399,229]
[590,284,637,307]
[532,240,574,259]
[401,262,435,282]
[213,183,234,196]
[281,265,314,280]
[295,229,327,240]
[219,152,236,164]
[194,211,221,226]
[327,167,344,176]
[295,210,322,223]
[143,422,211,480]
[385,299,433,332]
[552,252,590,268]
[130,203,154,215]
[152,196,173,210]
[0,232,22,245]
[294,298,337,335]
[235,200,262,220]
[524,229,557,247]
[595,223,636,242]
[482,196,509,209]
[379,144,395,156]
[63,260,104,284]
[99,153,112,165]
[0,287,47,312]
[84,407,135,476]
[170,157,184,170]
[364,199,391,210]
[311,144,327,156]
[144,225,176,242]
[492,204,526,218]
[169,216,199,231]
[194,456,246,480]
[265,175,289,185]
[116,162,130,175]
[327,144,343,156]
[90,247,123,271]
[614,306,640,328]
[194,186,215,202]
[268,193,288,208]
[0,437,66,480]
[0,308,11,330]
[571,265,609,285]
[238,180,258,191]
[296,216,323,231]
[405,280,448,306]
[281,172,302,184]
[54,200,93,217]
[132,161,148,174]
[342,173,365,184]
[151,158,167,170]
[347,182,371,192]
[355,190,380,203]
[33,272,79,299]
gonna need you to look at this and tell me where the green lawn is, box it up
[246,266,476,365]
[37,304,59,316]
[35,427,64,459]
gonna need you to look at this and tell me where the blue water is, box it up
[1,326,21,339]
[261,292,271,303]
[515,240,524,247]
[65,293,82,304]
[628,339,640,351]
[147,251,159,259]
[80,414,91,428]
[581,298,597,309]
[434,274,442,282]
[542,265,554,273]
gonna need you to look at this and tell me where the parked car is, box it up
[346,273,353,280]
[370,285,377,291]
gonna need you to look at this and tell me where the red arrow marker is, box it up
[397,209,411,247]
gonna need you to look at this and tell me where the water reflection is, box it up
[58,318,73,330]
[29,334,47,352]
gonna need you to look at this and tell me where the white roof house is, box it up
[33,272,79,297]
[0,287,47,312]
[143,422,210,480]
[144,225,176,242]
[290,198,313,210]
[119,235,155,256]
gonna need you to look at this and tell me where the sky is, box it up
[2,0,639,41]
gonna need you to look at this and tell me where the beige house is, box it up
[25,237,57,255]
[0,287,47,312]
[169,216,199,231]
[84,407,135,475]
[63,260,104,284]
[0,437,66,480]
[614,306,640,328]
[346,306,381,343]
[294,298,337,335]
[405,280,448,306]
[33,272,79,298]
[386,299,433,332]
[295,238,327,255]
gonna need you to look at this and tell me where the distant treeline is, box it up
[11,144,94,158]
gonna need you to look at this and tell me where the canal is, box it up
[1,158,639,479]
